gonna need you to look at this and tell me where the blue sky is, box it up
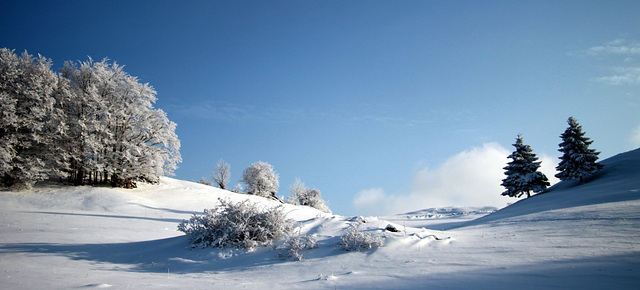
[2,0,639,215]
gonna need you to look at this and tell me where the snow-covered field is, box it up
[1,149,639,289]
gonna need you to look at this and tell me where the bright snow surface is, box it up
[1,148,639,289]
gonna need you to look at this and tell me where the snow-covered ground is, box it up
[1,148,639,289]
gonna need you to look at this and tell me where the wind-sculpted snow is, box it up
[0,148,638,288]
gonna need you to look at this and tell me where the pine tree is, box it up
[501,134,550,198]
[555,117,603,183]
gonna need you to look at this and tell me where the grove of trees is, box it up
[0,48,181,189]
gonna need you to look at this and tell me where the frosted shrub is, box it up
[278,230,317,261]
[338,222,383,251]
[288,179,332,213]
[178,198,293,249]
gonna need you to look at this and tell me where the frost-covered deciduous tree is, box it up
[0,49,62,189]
[59,58,181,187]
[212,159,230,189]
[0,47,181,189]
[287,178,331,213]
[501,134,550,198]
[555,117,603,183]
[59,59,109,185]
[241,161,279,198]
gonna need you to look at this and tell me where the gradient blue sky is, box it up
[2,0,639,215]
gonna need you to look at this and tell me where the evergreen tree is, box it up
[555,117,603,183]
[501,134,550,198]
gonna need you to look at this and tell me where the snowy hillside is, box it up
[1,149,639,289]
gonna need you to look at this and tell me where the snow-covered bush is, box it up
[287,179,332,213]
[198,177,213,186]
[277,230,317,261]
[232,183,244,193]
[241,161,279,198]
[338,222,383,251]
[178,198,293,249]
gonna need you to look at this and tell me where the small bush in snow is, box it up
[277,230,317,261]
[198,177,213,186]
[232,183,244,193]
[287,178,332,213]
[178,198,293,249]
[338,222,383,251]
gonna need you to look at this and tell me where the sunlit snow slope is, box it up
[0,148,638,289]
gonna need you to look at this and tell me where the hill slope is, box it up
[0,149,638,288]
[465,147,640,226]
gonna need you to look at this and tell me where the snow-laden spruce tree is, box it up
[0,49,63,189]
[212,159,231,189]
[241,161,279,198]
[501,134,550,198]
[555,117,603,183]
[287,178,331,213]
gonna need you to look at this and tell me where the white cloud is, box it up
[539,153,560,186]
[586,39,640,56]
[631,124,640,147]
[353,143,560,216]
[169,101,251,121]
[353,188,393,216]
[583,39,640,86]
[407,143,511,209]
[594,67,640,85]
